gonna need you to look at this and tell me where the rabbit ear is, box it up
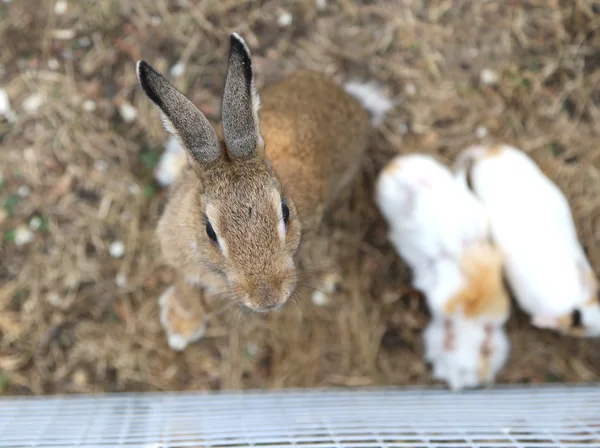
[221,33,264,160]
[136,60,221,164]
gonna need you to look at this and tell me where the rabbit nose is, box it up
[245,281,286,312]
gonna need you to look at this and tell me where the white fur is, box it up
[155,135,188,187]
[344,81,395,126]
[205,204,228,257]
[424,315,510,390]
[311,273,337,306]
[455,144,600,336]
[272,190,286,242]
[376,154,489,303]
[376,154,510,389]
[184,274,203,287]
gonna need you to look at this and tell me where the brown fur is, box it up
[484,145,506,159]
[140,36,372,349]
[444,242,510,319]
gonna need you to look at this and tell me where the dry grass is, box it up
[1,0,599,395]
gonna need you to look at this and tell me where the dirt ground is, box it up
[1,0,599,395]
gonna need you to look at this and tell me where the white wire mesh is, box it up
[0,385,599,448]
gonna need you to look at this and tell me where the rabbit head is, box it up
[533,295,600,338]
[136,34,302,312]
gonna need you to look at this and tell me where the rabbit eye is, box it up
[572,309,583,328]
[281,201,290,226]
[206,220,218,243]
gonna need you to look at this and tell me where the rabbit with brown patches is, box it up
[376,154,511,390]
[137,34,388,351]
[455,144,600,338]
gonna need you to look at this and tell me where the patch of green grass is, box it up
[3,195,20,216]
[143,184,157,198]
[140,148,161,170]
[107,309,121,323]
[543,372,564,383]
[10,288,25,309]
[4,228,15,243]
[529,57,541,72]
[38,216,50,233]
[550,141,561,156]
[0,371,11,392]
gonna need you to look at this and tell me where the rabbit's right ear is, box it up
[221,33,264,160]
[136,60,221,164]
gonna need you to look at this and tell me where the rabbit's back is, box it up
[376,154,488,269]
[463,145,592,314]
[259,71,371,230]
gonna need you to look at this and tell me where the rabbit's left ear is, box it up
[221,33,263,160]
[136,60,222,165]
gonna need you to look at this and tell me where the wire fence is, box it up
[1,384,599,447]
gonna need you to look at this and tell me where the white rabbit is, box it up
[454,144,600,337]
[376,154,511,390]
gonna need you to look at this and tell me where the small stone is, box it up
[315,0,327,9]
[47,292,62,307]
[246,342,258,357]
[94,160,108,171]
[405,83,417,96]
[277,12,292,27]
[54,0,67,15]
[82,99,96,112]
[118,102,137,123]
[109,240,125,258]
[29,216,42,231]
[61,48,74,60]
[0,89,10,116]
[475,125,488,138]
[169,61,185,78]
[23,94,42,114]
[0,89,14,122]
[128,183,140,196]
[467,48,479,59]
[78,36,91,48]
[150,16,162,26]
[48,58,60,70]
[14,226,34,246]
[398,123,409,135]
[480,68,499,86]
[115,272,128,288]
[51,29,76,40]
[18,185,31,198]
[72,369,89,386]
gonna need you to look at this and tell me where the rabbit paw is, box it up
[158,285,207,351]
[311,272,341,306]
[424,316,509,390]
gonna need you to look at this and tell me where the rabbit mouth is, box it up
[246,302,284,313]
[239,284,294,313]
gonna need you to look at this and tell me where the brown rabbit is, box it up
[137,33,391,350]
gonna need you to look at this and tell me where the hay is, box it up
[0,0,599,394]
